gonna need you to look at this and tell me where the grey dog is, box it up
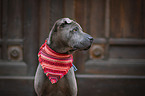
[34,18,93,96]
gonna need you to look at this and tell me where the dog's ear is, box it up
[64,18,73,23]
[60,21,68,28]
[60,18,73,28]
[53,18,73,31]
[53,23,58,32]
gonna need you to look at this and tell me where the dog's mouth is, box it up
[83,45,92,50]
[72,44,92,51]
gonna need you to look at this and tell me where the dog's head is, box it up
[48,18,93,54]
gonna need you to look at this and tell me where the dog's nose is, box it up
[88,36,93,40]
[88,36,93,43]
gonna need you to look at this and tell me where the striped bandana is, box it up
[38,40,73,84]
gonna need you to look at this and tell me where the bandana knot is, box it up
[38,40,73,84]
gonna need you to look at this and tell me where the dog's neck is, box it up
[47,39,75,55]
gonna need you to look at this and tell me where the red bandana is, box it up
[38,40,73,84]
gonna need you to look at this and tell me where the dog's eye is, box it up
[72,28,78,32]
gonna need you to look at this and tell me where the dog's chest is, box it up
[43,68,77,96]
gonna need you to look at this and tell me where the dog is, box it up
[34,18,93,96]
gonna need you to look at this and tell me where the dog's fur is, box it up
[34,18,93,96]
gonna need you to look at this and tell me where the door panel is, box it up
[78,0,145,74]
[110,0,145,38]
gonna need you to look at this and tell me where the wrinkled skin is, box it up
[34,18,93,96]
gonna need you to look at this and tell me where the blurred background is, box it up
[0,0,145,96]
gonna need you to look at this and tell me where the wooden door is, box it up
[0,0,145,96]
[0,0,39,95]
[74,0,145,96]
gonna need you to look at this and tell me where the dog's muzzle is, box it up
[73,35,93,50]
[84,36,93,50]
